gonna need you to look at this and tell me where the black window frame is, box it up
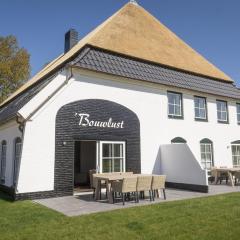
[0,140,7,183]
[167,91,184,119]
[200,138,214,170]
[171,137,187,144]
[231,140,240,167]
[13,137,22,186]
[194,96,208,122]
[236,103,240,125]
[216,100,229,124]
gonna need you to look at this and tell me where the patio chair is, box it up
[136,176,153,202]
[210,168,228,185]
[89,170,107,199]
[234,172,240,185]
[151,175,166,200]
[111,177,138,205]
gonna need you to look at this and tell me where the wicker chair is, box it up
[151,175,166,200]
[210,168,228,184]
[89,170,107,199]
[111,177,137,205]
[234,172,240,185]
[136,176,153,202]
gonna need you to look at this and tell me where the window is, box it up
[237,103,240,124]
[100,142,125,173]
[171,137,187,144]
[13,138,22,185]
[167,92,183,118]
[216,100,228,123]
[194,96,207,120]
[200,139,213,170]
[231,141,240,167]
[0,140,7,183]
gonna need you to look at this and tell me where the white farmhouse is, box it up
[0,1,239,199]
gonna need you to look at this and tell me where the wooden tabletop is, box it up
[94,175,124,181]
[213,168,240,172]
[94,173,161,181]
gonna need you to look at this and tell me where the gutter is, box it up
[17,65,73,132]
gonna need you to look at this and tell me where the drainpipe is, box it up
[17,65,73,131]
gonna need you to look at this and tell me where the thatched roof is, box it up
[1,2,232,106]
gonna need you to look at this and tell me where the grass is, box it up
[0,192,240,240]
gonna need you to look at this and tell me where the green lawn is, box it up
[0,192,240,240]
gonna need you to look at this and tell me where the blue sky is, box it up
[1,0,240,85]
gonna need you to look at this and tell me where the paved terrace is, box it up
[35,185,240,217]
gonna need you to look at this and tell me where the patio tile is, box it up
[34,185,240,217]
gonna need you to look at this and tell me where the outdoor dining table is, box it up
[94,173,155,203]
[94,174,125,203]
[213,167,240,186]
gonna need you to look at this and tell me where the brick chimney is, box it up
[64,29,78,53]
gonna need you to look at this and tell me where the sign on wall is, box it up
[75,113,124,129]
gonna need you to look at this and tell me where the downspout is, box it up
[17,64,73,131]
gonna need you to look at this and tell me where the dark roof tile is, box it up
[74,48,240,99]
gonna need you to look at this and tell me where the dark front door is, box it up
[74,141,96,187]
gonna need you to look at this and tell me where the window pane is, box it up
[168,104,174,115]
[237,104,240,112]
[222,112,227,121]
[168,93,182,117]
[222,102,227,111]
[237,104,240,122]
[199,109,206,119]
[206,154,212,161]
[205,144,211,152]
[195,108,199,118]
[175,105,181,116]
[1,144,7,181]
[206,162,211,169]
[201,153,206,161]
[231,145,240,166]
[217,111,222,120]
[102,159,112,173]
[168,93,174,104]
[114,144,122,158]
[200,143,213,170]
[102,144,112,157]
[233,156,238,166]
[237,146,240,155]
[194,98,200,108]
[217,101,228,121]
[199,98,205,108]
[113,158,122,172]
[195,97,206,119]
[175,94,181,105]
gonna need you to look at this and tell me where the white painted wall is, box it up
[7,69,240,193]
[0,120,22,187]
[160,144,208,186]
